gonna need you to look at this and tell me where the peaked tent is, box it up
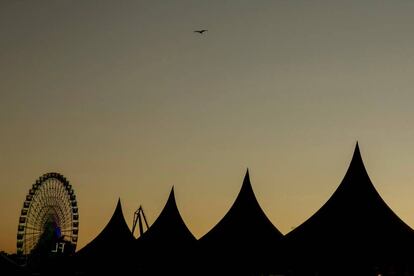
[285,143,414,274]
[199,170,283,274]
[76,199,134,273]
[133,187,196,274]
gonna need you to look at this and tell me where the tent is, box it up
[133,187,196,274]
[76,199,134,274]
[284,143,414,275]
[199,170,283,274]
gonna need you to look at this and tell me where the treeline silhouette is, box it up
[4,143,414,275]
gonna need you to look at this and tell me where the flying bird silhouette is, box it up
[194,29,208,34]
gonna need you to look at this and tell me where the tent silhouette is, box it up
[132,187,196,274]
[284,143,414,275]
[17,143,414,275]
[199,169,284,274]
[75,199,134,274]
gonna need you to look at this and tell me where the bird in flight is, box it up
[194,29,208,34]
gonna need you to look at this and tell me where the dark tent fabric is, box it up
[132,187,196,274]
[198,170,284,274]
[284,143,414,275]
[75,199,134,274]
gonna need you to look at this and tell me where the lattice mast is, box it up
[132,205,149,237]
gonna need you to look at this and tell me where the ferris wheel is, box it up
[16,173,79,258]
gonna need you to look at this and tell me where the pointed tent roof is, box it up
[77,199,134,259]
[285,143,414,266]
[198,170,283,274]
[133,187,196,274]
[136,187,196,247]
[201,169,282,245]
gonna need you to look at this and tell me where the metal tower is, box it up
[132,205,149,238]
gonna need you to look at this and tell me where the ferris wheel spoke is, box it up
[29,217,44,229]
[25,234,41,239]
[23,226,42,232]
[60,229,75,233]
[23,235,40,242]
[25,221,41,231]
[25,228,42,234]
[25,232,41,237]
[23,237,40,247]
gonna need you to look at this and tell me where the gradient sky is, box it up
[2,1,414,253]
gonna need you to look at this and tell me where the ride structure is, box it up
[131,206,149,238]
[16,172,79,264]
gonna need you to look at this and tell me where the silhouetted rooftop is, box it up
[199,169,283,274]
[76,199,134,269]
[136,187,196,246]
[285,143,414,271]
[133,187,196,274]
[201,169,282,245]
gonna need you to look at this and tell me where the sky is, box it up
[2,0,414,253]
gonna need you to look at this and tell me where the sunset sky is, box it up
[2,1,414,253]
